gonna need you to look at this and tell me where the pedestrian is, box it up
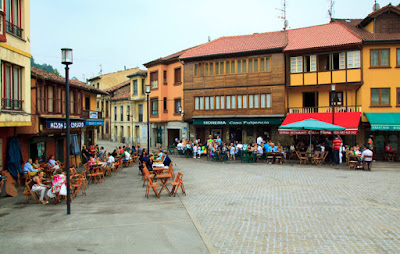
[332,136,341,165]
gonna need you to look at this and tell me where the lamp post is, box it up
[146,85,151,153]
[331,84,336,125]
[61,48,72,215]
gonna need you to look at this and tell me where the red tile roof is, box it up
[111,92,130,101]
[144,46,199,67]
[180,31,287,59]
[105,80,130,92]
[31,66,107,95]
[284,23,362,51]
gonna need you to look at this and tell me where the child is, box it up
[230,143,235,160]
[193,144,198,159]
[196,144,201,158]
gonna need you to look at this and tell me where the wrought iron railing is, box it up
[1,98,23,111]
[288,105,362,114]
[6,21,22,38]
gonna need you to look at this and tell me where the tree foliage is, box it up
[31,57,60,76]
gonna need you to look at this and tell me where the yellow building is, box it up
[334,4,400,155]
[106,70,149,146]
[283,22,363,145]
[88,67,141,140]
[0,0,31,171]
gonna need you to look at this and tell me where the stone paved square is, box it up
[173,156,400,253]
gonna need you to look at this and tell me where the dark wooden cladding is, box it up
[183,53,286,121]
[375,12,400,33]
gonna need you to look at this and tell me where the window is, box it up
[254,94,259,108]
[141,79,145,95]
[133,80,138,95]
[397,49,400,67]
[371,49,390,67]
[318,54,330,71]
[56,87,62,113]
[397,88,400,106]
[120,106,124,121]
[226,96,231,109]
[70,91,75,114]
[195,97,199,110]
[174,67,181,84]
[290,56,302,73]
[339,52,346,70]
[215,62,219,75]
[249,95,254,108]
[151,98,158,115]
[347,51,361,68]
[174,98,181,114]
[260,57,271,71]
[219,62,224,75]
[194,63,202,77]
[127,105,130,121]
[371,88,390,106]
[1,62,22,110]
[48,86,54,113]
[0,1,5,42]
[237,60,241,73]
[84,96,89,110]
[242,60,246,73]
[205,97,209,110]
[248,59,253,72]
[210,96,214,109]
[163,97,167,111]
[204,63,209,76]
[138,104,143,122]
[215,96,220,109]
[5,0,21,38]
[199,97,204,110]
[226,61,230,74]
[304,55,317,72]
[237,95,242,109]
[114,106,117,121]
[163,70,167,84]
[106,101,109,118]
[261,94,271,108]
[230,61,235,74]
[254,59,258,72]
[330,91,343,106]
[220,96,225,109]
[150,71,158,89]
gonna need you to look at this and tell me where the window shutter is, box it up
[339,53,346,69]
[310,55,317,72]
[0,11,6,42]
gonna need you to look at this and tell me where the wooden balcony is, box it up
[288,105,362,114]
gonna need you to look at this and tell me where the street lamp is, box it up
[331,84,336,125]
[146,84,151,153]
[61,48,72,215]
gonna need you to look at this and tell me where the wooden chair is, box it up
[266,152,274,164]
[296,151,307,164]
[363,155,373,171]
[170,172,186,197]
[145,175,160,198]
[132,152,138,163]
[348,156,359,170]
[142,164,155,187]
[275,152,284,164]
[311,152,321,165]
[23,180,40,204]
[71,174,86,198]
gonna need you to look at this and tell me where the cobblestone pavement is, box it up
[171,155,400,253]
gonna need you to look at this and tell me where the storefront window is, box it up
[29,142,46,162]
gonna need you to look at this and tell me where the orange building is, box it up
[144,49,190,147]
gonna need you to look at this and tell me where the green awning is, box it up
[193,117,283,126]
[365,113,400,131]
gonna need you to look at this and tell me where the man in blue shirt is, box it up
[263,142,271,153]
[268,143,277,153]
[22,159,38,174]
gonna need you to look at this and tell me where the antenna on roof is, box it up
[208,36,211,42]
[99,64,103,75]
[373,1,380,11]
[328,0,335,20]
[277,0,288,31]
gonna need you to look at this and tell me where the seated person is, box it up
[32,171,50,204]
[268,143,277,153]
[103,153,115,168]
[162,151,172,169]
[156,148,163,160]
[360,145,373,170]
[87,157,96,170]
[123,149,131,162]
[46,168,66,202]
[139,152,153,174]
[111,149,118,158]
[22,159,38,177]
[32,159,41,170]
[99,147,105,158]
[48,155,60,172]
[81,145,90,163]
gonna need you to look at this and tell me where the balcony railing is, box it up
[1,98,23,111]
[83,110,103,119]
[6,21,22,38]
[288,105,362,114]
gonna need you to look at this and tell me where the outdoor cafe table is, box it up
[152,163,165,175]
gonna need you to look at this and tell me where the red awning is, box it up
[279,112,361,135]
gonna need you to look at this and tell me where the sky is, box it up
[31,0,399,81]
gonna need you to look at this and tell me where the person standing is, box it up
[332,136,341,165]
[257,135,263,146]
[230,133,236,144]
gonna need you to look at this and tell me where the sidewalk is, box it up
[0,160,209,254]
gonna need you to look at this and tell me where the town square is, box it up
[1,0,400,253]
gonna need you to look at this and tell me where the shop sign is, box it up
[85,119,104,126]
[89,111,98,119]
[371,125,400,131]
[193,118,282,126]
[46,120,85,129]
[279,129,358,135]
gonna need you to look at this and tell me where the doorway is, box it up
[303,92,318,111]
[56,139,64,162]
[229,128,242,142]
[168,129,180,146]
[196,127,205,144]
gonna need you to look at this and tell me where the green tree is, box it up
[31,57,61,76]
